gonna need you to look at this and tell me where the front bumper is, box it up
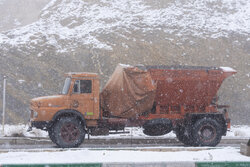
[30,121,49,131]
[29,108,49,131]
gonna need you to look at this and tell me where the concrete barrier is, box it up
[0,137,248,146]
[0,137,51,145]
[240,143,250,156]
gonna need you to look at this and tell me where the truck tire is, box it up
[143,126,166,136]
[48,127,56,143]
[143,118,172,136]
[192,118,222,146]
[175,125,194,146]
[53,116,85,148]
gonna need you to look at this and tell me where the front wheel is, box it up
[53,116,85,148]
[192,118,222,146]
[48,127,56,143]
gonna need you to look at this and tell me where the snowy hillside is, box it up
[0,0,249,52]
[0,0,49,32]
[0,0,249,124]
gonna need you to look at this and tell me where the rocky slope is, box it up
[0,0,49,32]
[0,0,249,124]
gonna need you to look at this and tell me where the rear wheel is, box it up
[53,116,85,148]
[175,125,195,146]
[192,118,222,146]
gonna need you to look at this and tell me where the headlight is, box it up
[30,101,41,108]
[37,102,41,108]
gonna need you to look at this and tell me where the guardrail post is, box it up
[2,76,6,136]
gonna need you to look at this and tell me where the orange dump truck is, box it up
[29,64,236,148]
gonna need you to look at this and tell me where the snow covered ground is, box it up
[0,146,249,164]
[0,124,249,139]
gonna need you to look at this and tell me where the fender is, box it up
[50,109,85,127]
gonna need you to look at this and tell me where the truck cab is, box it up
[30,73,100,147]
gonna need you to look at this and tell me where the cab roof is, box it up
[65,72,98,78]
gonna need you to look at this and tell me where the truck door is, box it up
[71,79,96,119]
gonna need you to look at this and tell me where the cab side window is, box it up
[73,80,92,94]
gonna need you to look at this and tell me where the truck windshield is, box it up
[61,77,71,95]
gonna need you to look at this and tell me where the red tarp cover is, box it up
[100,64,156,118]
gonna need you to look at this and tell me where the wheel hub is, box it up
[60,123,80,143]
[199,125,216,142]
